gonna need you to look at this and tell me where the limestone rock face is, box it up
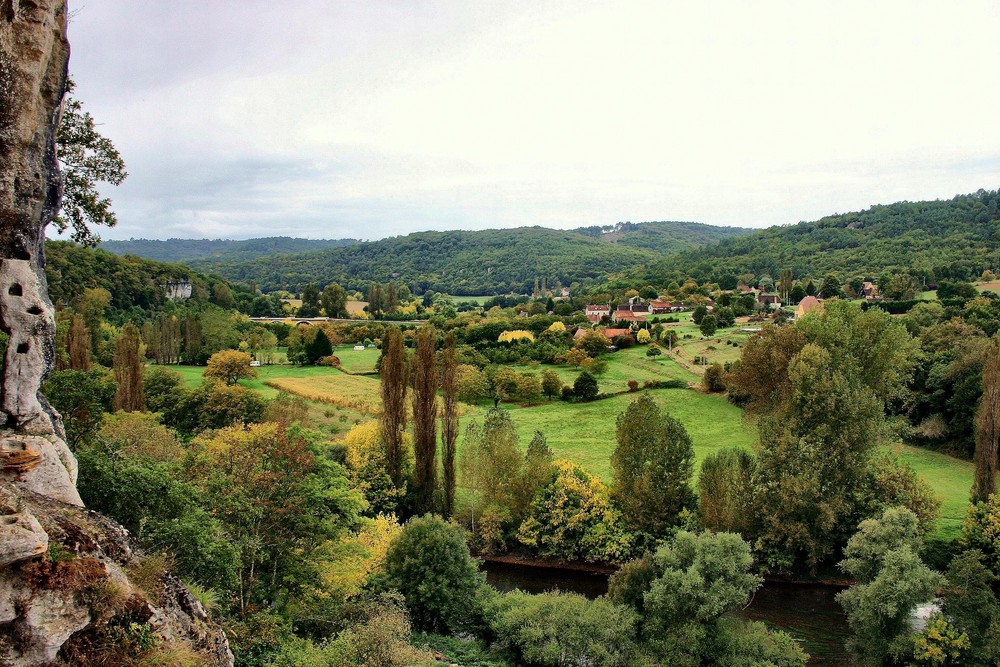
[0,489,236,666]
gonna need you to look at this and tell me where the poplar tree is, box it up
[440,332,459,516]
[972,339,1000,503]
[67,313,91,370]
[380,326,408,489]
[411,326,438,512]
[113,323,145,412]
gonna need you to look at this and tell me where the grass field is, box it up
[333,345,380,374]
[171,348,975,541]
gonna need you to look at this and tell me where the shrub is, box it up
[646,345,662,357]
[702,363,726,392]
[381,515,484,633]
[627,380,639,392]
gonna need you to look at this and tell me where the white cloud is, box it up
[60,0,1000,241]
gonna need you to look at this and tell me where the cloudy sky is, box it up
[63,0,999,241]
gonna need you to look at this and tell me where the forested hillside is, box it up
[639,190,1000,285]
[45,241,231,316]
[572,220,751,253]
[187,227,668,294]
[106,222,749,295]
[100,236,359,263]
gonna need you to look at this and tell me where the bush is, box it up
[627,380,639,392]
[482,590,639,667]
[381,515,484,633]
[702,363,726,392]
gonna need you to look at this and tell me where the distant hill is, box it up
[110,222,750,295]
[45,241,229,314]
[99,236,359,264]
[633,190,1000,285]
[572,220,752,254]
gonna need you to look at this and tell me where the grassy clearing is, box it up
[886,443,973,540]
[333,345,380,374]
[461,388,755,479]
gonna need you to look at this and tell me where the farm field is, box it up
[171,348,975,541]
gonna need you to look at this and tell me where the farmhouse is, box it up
[613,309,648,323]
[585,305,611,317]
[795,295,824,318]
[650,301,672,314]
[757,294,781,308]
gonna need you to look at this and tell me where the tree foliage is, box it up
[612,394,696,535]
[54,81,127,246]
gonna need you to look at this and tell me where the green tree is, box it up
[937,550,1000,665]
[641,532,766,665]
[482,590,639,667]
[611,394,695,535]
[321,283,347,318]
[698,448,757,535]
[54,80,127,246]
[691,304,708,324]
[837,508,942,667]
[699,314,717,337]
[212,282,235,309]
[819,273,842,299]
[298,283,321,317]
[755,344,884,572]
[381,514,484,633]
[574,371,599,401]
[42,368,115,449]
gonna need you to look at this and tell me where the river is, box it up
[483,560,851,667]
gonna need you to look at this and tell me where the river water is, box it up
[483,560,851,667]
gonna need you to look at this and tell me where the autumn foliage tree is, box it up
[204,349,257,386]
[972,339,1000,503]
[440,332,459,516]
[380,326,409,490]
[67,312,91,370]
[113,323,145,412]
[411,326,438,513]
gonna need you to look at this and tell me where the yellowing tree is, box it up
[318,514,402,599]
[546,321,567,334]
[498,330,535,343]
[204,349,257,385]
[636,329,651,344]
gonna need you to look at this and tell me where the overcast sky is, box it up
[63,0,999,241]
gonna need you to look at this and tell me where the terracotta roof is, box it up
[602,328,631,339]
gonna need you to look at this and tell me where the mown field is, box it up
[173,347,974,540]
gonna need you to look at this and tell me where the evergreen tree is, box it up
[380,326,409,490]
[411,326,438,513]
[113,323,145,412]
[305,328,333,364]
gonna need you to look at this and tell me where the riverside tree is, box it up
[112,323,145,412]
[611,394,695,535]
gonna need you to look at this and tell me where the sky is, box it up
[63,0,1000,241]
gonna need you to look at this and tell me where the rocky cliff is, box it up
[1,3,232,664]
